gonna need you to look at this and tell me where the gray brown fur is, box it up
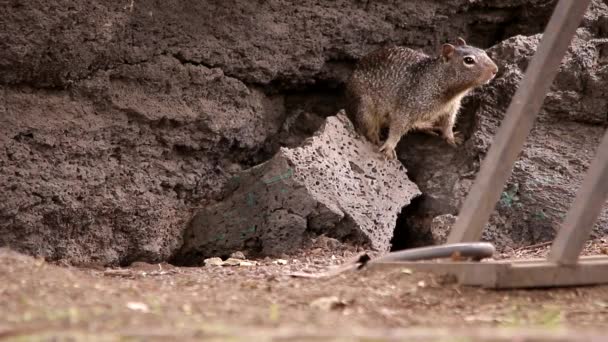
[345,38,498,159]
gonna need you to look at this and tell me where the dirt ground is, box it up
[2,237,608,341]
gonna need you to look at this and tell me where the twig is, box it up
[514,241,552,252]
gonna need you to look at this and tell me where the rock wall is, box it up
[1,0,606,265]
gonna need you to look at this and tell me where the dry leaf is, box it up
[309,296,348,311]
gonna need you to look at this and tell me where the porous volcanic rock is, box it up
[175,111,420,264]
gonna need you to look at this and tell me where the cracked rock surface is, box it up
[175,112,420,264]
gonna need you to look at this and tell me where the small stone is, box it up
[230,251,246,259]
[310,248,323,255]
[182,303,192,314]
[594,301,608,309]
[239,261,255,267]
[203,257,224,266]
[273,259,288,265]
[223,258,242,266]
[401,268,413,275]
[430,214,457,244]
[126,302,149,313]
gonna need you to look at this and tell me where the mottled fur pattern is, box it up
[345,38,498,159]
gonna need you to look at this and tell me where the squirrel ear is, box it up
[456,37,466,46]
[441,44,455,59]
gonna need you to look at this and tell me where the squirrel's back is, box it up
[346,46,430,98]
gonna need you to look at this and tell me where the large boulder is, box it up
[175,112,420,263]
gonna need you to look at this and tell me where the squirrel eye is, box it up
[464,57,475,65]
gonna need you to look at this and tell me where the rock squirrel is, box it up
[345,38,498,159]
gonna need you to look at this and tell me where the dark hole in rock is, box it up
[13,132,34,141]
[390,195,433,251]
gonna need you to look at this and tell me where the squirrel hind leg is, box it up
[379,119,410,160]
[413,121,441,136]
[361,123,381,146]
[352,121,380,146]
[435,112,463,146]
[354,98,382,146]
[367,131,381,146]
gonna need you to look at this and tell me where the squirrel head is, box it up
[439,37,498,90]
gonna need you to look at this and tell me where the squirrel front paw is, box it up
[419,128,441,137]
[446,131,463,147]
[379,144,397,160]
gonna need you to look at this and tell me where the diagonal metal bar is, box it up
[447,0,592,243]
[549,129,608,264]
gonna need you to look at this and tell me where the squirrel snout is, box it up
[486,62,498,82]
[481,62,499,84]
[490,62,498,76]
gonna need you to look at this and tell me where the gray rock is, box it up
[430,214,457,244]
[222,258,243,266]
[230,251,247,260]
[203,257,224,267]
[175,111,420,263]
